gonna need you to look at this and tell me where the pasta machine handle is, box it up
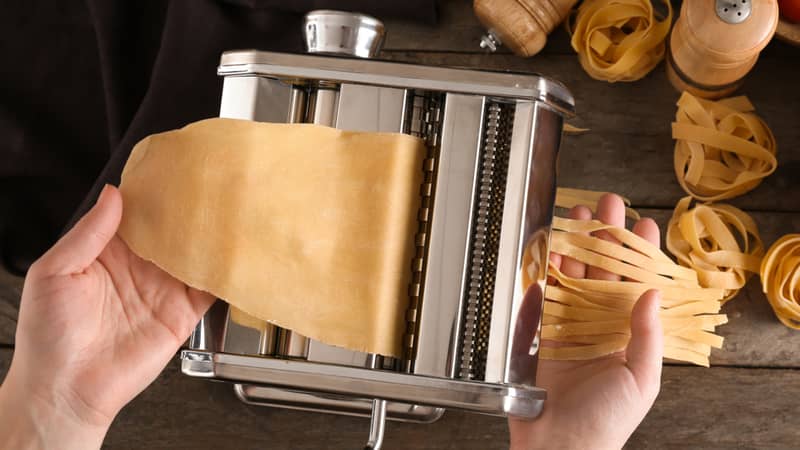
[364,399,388,450]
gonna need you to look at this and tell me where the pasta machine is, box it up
[180,10,575,449]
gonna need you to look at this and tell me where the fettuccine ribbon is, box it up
[538,216,727,367]
[556,187,640,219]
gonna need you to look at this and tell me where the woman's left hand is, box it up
[0,185,215,449]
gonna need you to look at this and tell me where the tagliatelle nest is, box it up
[568,0,673,82]
[666,197,764,303]
[760,235,800,329]
[672,91,777,202]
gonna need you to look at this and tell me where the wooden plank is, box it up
[383,0,496,53]
[629,366,800,450]
[380,50,800,212]
[2,349,798,449]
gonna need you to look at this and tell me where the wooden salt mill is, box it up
[474,0,578,57]
[667,0,779,99]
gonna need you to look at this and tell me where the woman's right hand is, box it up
[509,194,663,450]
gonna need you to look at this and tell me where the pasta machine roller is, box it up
[180,10,575,449]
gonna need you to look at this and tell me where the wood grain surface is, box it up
[2,349,798,449]
[776,18,800,47]
[2,1,800,449]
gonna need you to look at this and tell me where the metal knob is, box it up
[716,0,752,24]
[303,10,385,58]
[479,30,502,52]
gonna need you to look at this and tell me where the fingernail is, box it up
[97,184,112,204]
[652,289,662,303]
[652,290,662,318]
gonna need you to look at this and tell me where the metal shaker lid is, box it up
[716,0,753,23]
[303,10,385,58]
[684,0,779,58]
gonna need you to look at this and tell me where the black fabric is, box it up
[1,0,438,275]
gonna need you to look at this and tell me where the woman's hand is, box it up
[0,185,215,449]
[509,194,663,450]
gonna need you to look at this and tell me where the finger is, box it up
[632,217,660,247]
[187,287,217,318]
[560,205,592,279]
[626,289,663,403]
[620,217,662,282]
[549,252,562,270]
[586,193,626,281]
[33,185,122,277]
[547,252,561,284]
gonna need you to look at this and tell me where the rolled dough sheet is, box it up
[118,118,426,357]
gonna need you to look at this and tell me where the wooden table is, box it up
[2,1,800,448]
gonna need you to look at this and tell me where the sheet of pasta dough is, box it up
[118,118,426,357]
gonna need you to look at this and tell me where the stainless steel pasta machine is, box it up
[180,10,575,449]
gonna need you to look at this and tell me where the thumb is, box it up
[33,185,123,277]
[626,289,663,401]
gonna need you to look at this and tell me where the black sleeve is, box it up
[0,0,438,274]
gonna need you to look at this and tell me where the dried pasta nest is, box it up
[568,0,672,82]
[672,91,777,202]
[666,197,764,303]
[760,235,800,329]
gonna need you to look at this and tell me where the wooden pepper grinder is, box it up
[667,0,779,99]
[474,0,578,57]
